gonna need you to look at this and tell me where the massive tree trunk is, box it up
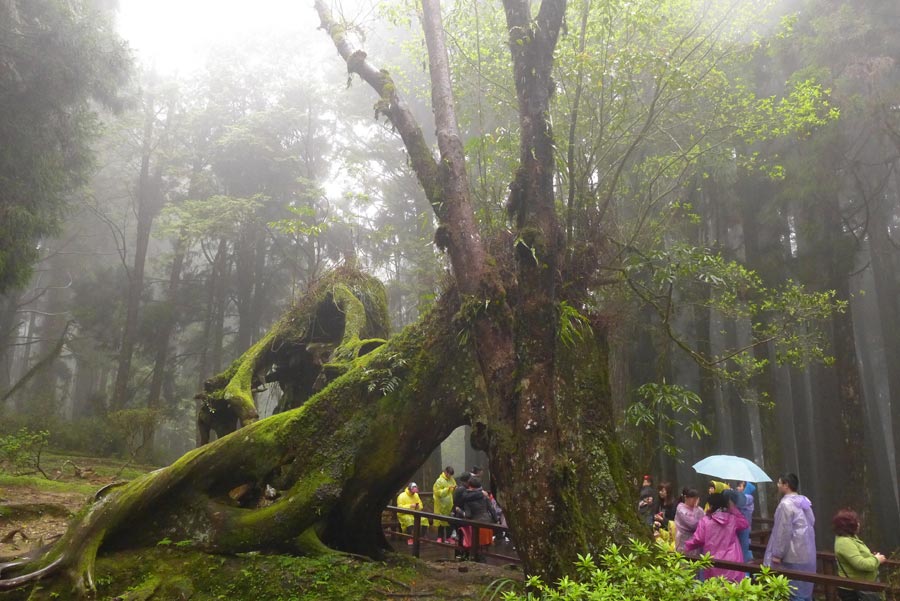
[316,0,637,579]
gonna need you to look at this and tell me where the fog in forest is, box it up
[2,0,900,559]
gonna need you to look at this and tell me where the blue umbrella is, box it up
[692,454,772,483]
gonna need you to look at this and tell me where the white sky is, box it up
[115,0,323,74]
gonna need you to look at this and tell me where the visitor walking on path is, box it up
[764,473,817,601]
[432,466,456,543]
[684,492,749,582]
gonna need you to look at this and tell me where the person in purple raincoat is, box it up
[674,487,705,556]
[684,492,749,582]
[764,473,817,601]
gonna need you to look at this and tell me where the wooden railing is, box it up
[752,519,899,600]
[384,507,894,599]
[384,505,516,563]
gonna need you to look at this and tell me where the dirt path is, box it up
[0,485,88,560]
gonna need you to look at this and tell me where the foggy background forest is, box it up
[2,0,899,553]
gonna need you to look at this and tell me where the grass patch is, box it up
[0,474,98,496]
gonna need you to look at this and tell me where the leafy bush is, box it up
[497,540,790,601]
[0,428,49,476]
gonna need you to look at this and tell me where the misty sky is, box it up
[116,0,321,73]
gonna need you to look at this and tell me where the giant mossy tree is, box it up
[1,0,842,597]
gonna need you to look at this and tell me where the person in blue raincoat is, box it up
[764,473,817,601]
[733,481,756,561]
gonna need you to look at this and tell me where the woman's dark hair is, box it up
[458,472,472,484]
[706,492,728,513]
[444,466,455,476]
[832,508,860,537]
[658,481,676,507]
[468,476,482,489]
[680,487,700,503]
[778,473,799,492]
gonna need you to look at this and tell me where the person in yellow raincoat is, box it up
[397,483,429,545]
[432,467,456,543]
[705,480,730,512]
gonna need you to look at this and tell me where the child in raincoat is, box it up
[684,492,749,582]
[397,483,429,545]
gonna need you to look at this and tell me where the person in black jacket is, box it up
[459,476,497,560]
[450,472,471,557]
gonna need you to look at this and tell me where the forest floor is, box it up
[0,452,524,600]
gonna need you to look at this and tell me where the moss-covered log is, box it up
[0,267,478,598]
[0,266,640,599]
[196,267,392,442]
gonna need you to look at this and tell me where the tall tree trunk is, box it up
[736,172,785,478]
[145,238,187,452]
[794,192,870,520]
[868,196,900,504]
[234,226,258,353]
[0,291,21,395]
[111,99,162,410]
[198,238,229,389]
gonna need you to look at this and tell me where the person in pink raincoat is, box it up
[684,492,749,582]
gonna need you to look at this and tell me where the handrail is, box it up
[385,505,511,563]
[748,542,900,569]
[701,557,887,593]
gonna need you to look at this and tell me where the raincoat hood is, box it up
[786,493,813,511]
[709,509,734,525]
[744,482,756,496]
[710,480,730,493]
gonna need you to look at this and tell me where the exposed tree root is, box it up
[0,269,476,598]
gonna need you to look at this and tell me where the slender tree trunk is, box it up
[736,169,788,509]
[145,238,187,452]
[198,238,229,388]
[234,227,257,353]
[868,198,900,501]
[794,193,870,518]
[0,291,21,395]
[112,99,162,410]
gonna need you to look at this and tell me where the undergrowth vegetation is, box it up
[492,540,791,601]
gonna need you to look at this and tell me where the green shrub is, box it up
[0,427,49,476]
[498,540,790,601]
[0,411,130,458]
